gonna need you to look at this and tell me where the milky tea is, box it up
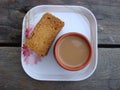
[58,36,91,67]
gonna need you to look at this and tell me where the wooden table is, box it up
[0,0,120,90]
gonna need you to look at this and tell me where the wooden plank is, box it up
[0,26,21,44]
[0,47,120,90]
[91,5,120,44]
[0,0,120,45]
[91,48,120,80]
[0,7,23,44]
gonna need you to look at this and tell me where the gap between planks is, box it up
[0,43,120,48]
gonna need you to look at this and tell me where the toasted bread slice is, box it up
[25,13,64,56]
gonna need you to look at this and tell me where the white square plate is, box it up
[21,5,98,81]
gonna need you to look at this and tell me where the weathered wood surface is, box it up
[0,0,120,90]
[0,0,120,45]
[0,47,120,90]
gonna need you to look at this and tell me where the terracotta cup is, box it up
[54,32,92,71]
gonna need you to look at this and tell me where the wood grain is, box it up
[0,47,120,90]
[0,0,120,46]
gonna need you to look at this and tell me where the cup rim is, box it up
[54,32,92,71]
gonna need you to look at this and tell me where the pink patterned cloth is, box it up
[22,26,42,64]
[25,27,33,38]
